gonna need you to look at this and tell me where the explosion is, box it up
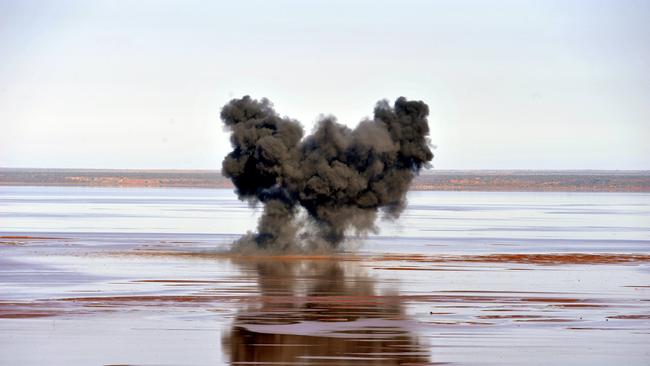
[221,96,433,252]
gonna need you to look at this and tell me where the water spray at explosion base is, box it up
[221,96,433,253]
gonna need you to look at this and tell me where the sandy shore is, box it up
[3,168,650,191]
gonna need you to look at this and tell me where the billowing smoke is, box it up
[221,96,433,252]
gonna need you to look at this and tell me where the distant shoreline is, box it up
[1,168,650,192]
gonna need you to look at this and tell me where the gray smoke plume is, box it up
[221,96,433,252]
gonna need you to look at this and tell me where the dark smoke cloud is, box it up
[221,96,433,252]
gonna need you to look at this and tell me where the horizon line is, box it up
[2,167,650,174]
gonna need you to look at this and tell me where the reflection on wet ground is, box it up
[1,234,650,365]
[223,260,429,365]
[2,188,650,365]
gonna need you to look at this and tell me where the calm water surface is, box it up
[1,186,649,365]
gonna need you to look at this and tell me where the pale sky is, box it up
[1,0,649,170]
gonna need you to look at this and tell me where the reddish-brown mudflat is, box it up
[2,186,649,365]
[2,236,650,365]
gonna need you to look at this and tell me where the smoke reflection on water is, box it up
[222,259,429,365]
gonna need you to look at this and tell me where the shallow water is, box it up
[1,186,649,365]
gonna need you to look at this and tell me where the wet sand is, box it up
[1,187,650,365]
[1,234,650,365]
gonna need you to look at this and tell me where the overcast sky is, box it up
[1,0,649,170]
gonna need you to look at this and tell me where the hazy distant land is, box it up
[1,168,649,192]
